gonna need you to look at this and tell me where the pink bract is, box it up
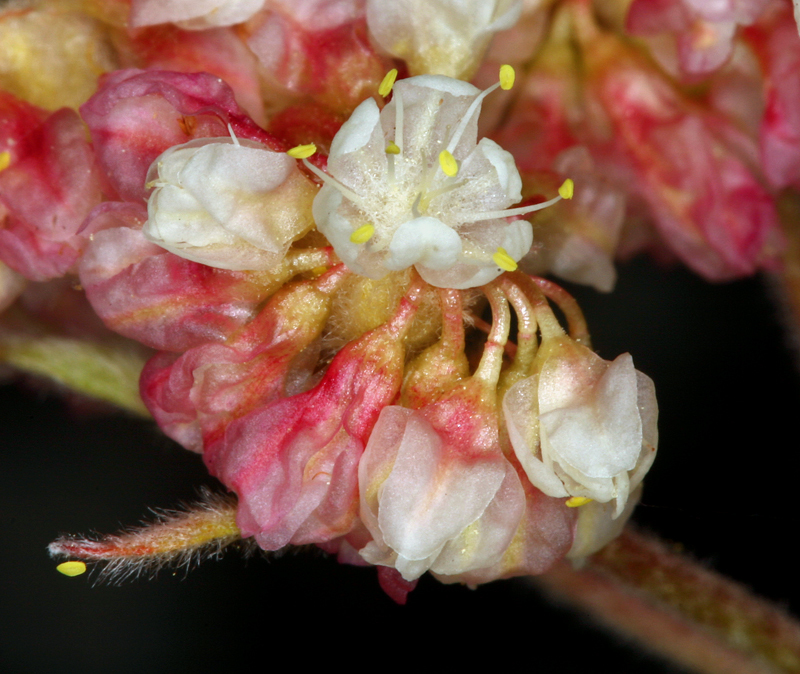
[0,95,104,281]
[80,69,282,203]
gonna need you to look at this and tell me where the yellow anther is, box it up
[439,150,459,177]
[492,247,517,272]
[379,69,398,97]
[56,561,87,577]
[565,496,593,508]
[499,64,515,91]
[311,266,328,277]
[558,178,574,200]
[287,143,317,159]
[0,151,11,172]
[385,141,401,155]
[350,223,375,244]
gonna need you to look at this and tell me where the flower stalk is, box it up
[536,526,800,674]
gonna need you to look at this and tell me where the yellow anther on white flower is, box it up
[566,496,593,508]
[439,149,459,177]
[0,151,10,172]
[499,64,515,91]
[379,68,399,97]
[492,247,518,272]
[312,73,565,288]
[558,178,574,200]
[56,561,87,576]
[287,143,317,159]
[350,223,376,244]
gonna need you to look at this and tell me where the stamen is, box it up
[446,82,501,154]
[227,123,240,147]
[301,158,368,209]
[558,178,574,199]
[350,223,375,244]
[459,194,563,223]
[499,64,515,91]
[566,496,593,508]
[56,561,87,576]
[492,247,517,272]
[439,150,459,177]
[379,69,398,97]
[287,143,317,159]
[419,179,466,208]
[385,141,401,155]
[395,90,404,164]
[0,151,10,171]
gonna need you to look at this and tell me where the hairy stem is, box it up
[534,526,800,673]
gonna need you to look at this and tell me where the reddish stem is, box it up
[535,526,800,674]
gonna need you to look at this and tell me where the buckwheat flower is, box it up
[358,286,525,581]
[144,136,315,271]
[503,336,658,518]
[311,68,568,289]
[366,0,523,79]
[130,0,266,30]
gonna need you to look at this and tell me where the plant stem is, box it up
[534,526,800,673]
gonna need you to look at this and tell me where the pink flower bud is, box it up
[209,282,424,550]
[583,33,781,280]
[366,0,522,79]
[0,94,103,281]
[79,202,316,351]
[80,69,281,203]
[140,267,346,451]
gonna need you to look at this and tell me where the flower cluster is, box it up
[7,0,799,604]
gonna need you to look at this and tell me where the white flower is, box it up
[366,0,523,79]
[567,484,642,559]
[129,0,266,30]
[310,71,564,289]
[503,344,658,517]
[144,137,314,271]
[358,406,525,582]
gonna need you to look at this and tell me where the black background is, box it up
[2,256,797,673]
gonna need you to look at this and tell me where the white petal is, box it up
[329,98,382,158]
[540,354,642,478]
[386,217,463,271]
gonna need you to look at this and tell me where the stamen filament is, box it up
[227,123,240,147]
[418,179,465,210]
[459,194,563,223]
[446,82,501,154]
[386,142,400,184]
[301,158,368,209]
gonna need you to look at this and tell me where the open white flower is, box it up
[310,70,566,289]
[503,343,658,517]
[366,0,523,79]
[130,0,266,30]
[144,137,315,271]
